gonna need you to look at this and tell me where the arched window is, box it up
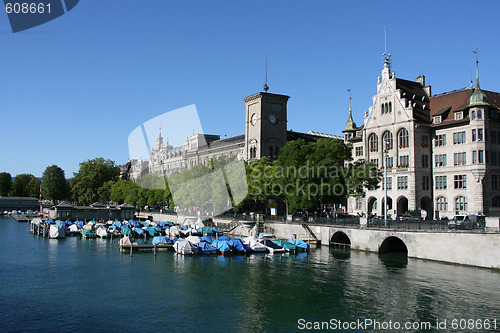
[389,102,392,113]
[471,110,476,120]
[382,131,393,149]
[436,196,448,211]
[274,146,279,159]
[398,128,409,147]
[455,196,467,212]
[477,109,483,119]
[369,134,378,151]
[493,196,500,208]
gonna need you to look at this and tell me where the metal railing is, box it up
[367,219,487,232]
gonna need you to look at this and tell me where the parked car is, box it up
[448,215,475,230]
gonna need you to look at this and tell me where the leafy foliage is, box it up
[69,158,120,205]
[12,174,37,197]
[0,172,12,196]
[42,165,68,202]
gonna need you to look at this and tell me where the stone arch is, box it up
[381,196,393,216]
[379,236,408,254]
[367,197,377,215]
[330,231,351,246]
[420,196,432,220]
[397,196,409,215]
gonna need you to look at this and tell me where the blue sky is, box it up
[1,0,500,177]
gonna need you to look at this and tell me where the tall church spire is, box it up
[344,89,356,131]
[469,49,488,106]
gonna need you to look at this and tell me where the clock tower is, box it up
[243,92,289,161]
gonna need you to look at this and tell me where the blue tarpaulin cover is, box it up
[134,228,146,235]
[218,236,231,241]
[211,240,232,252]
[198,242,217,252]
[147,227,159,236]
[212,227,222,233]
[288,238,309,250]
[121,227,133,236]
[181,225,189,230]
[152,236,172,244]
[113,221,122,227]
[228,239,245,251]
[76,221,84,228]
[201,236,215,243]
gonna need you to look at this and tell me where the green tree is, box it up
[0,172,12,196]
[41,165,68,202]
[26,177,41,198]
[70,158,120,205]
[110,180,139,205]
[12,174,36,197]
[98,180,114,203]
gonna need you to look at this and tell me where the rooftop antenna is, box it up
[263,55,269,92]
[382,27,391,70]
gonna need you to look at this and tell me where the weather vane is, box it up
[382,27,391,67]
[264,55,269,92]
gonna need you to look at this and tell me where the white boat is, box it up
[258,239,285,253]
[173,238,198,255]
[96,226,109,238]
[243,236,268,252]
[49,224,66,239]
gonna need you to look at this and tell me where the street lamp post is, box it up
[384,139,389,227]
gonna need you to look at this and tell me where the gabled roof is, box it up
[428,88,500,126]
[396,78,431,124]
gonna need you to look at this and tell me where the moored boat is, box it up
[174,238,198,255]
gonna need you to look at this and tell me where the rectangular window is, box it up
[433,116,442,124]
[472,129,477,141]
[422,176,429,190]
[370,159,379,167]
[384,157,393,167]
[473,150,477,164]
[397,176,408,190]
[383,177,392,190]
[435,134,446,147]
[454,111,463,120]
[435,176,447,189]
[355,197,362,210]
[355,146,363,156]
[454,175,467,189]
[453,131,466,144]
[492,175,499,190]
[421,155,429,167]
[479,150,484,163]
[399,155,409,167]
[421,135,429,146]
[478,129,483,141]
[454,152,466,166]
[435,154,447,167]
[492,152,498,166]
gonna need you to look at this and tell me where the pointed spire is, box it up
[263,55,269,92]
[469,49,489,107]
[157,127,163,147]
[344,89,357,131]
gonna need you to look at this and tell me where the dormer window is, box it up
[454,111,463,120]
[433,116,442,124]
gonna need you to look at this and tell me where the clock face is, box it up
[268,113,278,125]
[250,113,257,126]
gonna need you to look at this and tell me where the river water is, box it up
[0,216,499,332]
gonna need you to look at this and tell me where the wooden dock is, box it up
[11,214,29,222]
[119,243,174,256]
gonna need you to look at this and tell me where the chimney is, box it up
[424,85,431,97]
[417,75,425,86]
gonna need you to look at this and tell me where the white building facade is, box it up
[345,58,500,219]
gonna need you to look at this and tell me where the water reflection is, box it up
[379,253,408,269]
